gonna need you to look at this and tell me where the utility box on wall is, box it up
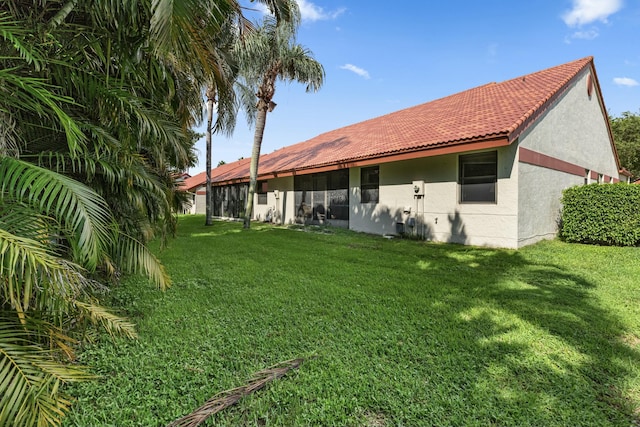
[412,180,425,196]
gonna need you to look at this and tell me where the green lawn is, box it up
[64,215,640,426]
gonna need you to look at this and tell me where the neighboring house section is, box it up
[183,159,252,216]
[182,57,631,248]
[174,172,195,214]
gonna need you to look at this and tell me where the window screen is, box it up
[459,151,497,203]
[361,166,379,203]
[257,180,267,205]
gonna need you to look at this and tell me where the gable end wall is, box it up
[517,67,618,247]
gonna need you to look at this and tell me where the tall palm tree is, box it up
[198,0,297,227]
[202,19,239,227]
[237,1,325,228]
[205,87,217,225]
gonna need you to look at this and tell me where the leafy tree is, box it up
[237,0,325,229]
[0,158,142,427]
[610,111,640,179]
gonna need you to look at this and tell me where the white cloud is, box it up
[253,2,270,14]
[562,0,623,27]
[245,1,345,23]
[297,0,345,22]
[613,77,639,87]
[570,28,600,39]
[340,64,370,79]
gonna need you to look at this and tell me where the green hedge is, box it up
[560,183,640,246]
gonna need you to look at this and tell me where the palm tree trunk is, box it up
[205,87,215,226]
[244,106,268,229]
[48,0,78,29]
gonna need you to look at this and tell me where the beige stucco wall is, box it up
[516,67,619,247]
[349,144,520,248]
[252,176,295,224]
[193,185,206,215]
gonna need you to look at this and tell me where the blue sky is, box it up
[190,0,640,174]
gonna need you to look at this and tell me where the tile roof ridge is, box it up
[504,56,593,140]
[501,56,592,85]
[295,58,594,147]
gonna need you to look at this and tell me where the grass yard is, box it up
[64,215,640,426]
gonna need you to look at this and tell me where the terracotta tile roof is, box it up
[194,56,595,185]
[182,158,251,190]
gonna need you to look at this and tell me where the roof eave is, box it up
[246,135,512,182]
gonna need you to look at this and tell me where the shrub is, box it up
[560,183,640,246]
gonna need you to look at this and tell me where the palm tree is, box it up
[0,1,213,424]
[205,86,217,225]
[197,0,297,227]
[202,23,239,227]
[237,1,325,228]
[0,4,175,423]
[1,0,301,423]
[0,157,144,427]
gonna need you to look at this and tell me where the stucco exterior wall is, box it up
[193,186,206,215]
[516,67,619,247]
[517,163,583,247]
[348,144,520,248]
[252,176,294,224]
[519,69,619,177]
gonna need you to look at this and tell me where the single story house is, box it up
[183,56,631,248]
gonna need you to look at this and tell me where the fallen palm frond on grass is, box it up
[167,358,306,427]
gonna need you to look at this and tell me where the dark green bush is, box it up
[560,183,640,246]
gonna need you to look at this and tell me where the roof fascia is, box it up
[247,136,511,181]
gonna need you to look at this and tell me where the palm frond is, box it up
[0,157,115,271]
[251,0,300,26]
[280,44,324,92]
[0,13,44,70]
[112,232,171,290]
[30,150,180,243]
[0,319,92,427]
[0,202,50,242]
[150,0,238,70]
[0,228,80,315]
[73,300,137,339]
[0,110,20,157]
[0,69,86,155]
